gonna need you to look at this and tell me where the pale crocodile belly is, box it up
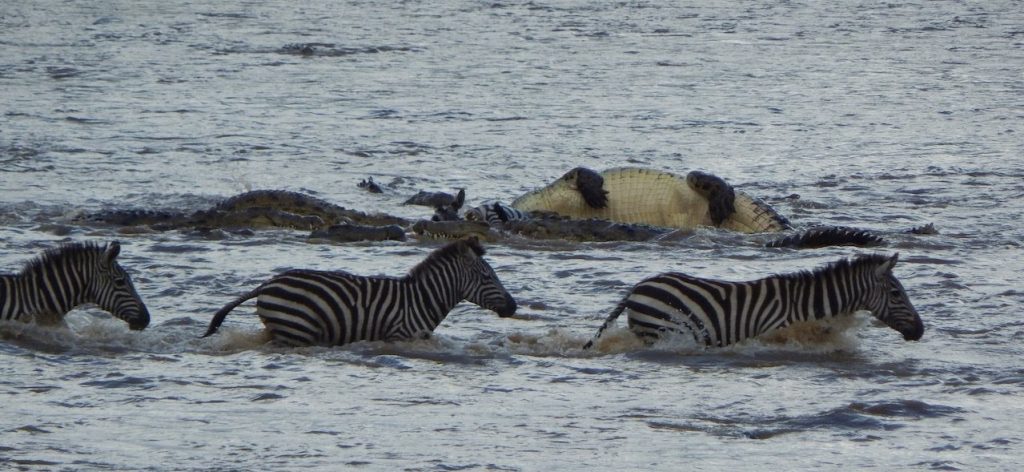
[721,191,790,233]
[512,167,713,231]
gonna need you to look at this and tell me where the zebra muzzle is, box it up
[900,322,924,341]
[127,308,151,331]
[495,295,517,318]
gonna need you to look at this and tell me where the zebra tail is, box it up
[582,298,629,350]
[201,288,261,338]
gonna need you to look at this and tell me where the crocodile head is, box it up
[412,219,498,242]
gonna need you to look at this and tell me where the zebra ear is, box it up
[875,253,898,277]
[105,241,121,261]
[463,235,485,256]
[453,189,465,211]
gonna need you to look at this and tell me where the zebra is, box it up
[465,202,531,226]
[202,237,517,346]
[430,189,466,222]
[0,241,150,330]
[583,253,923,349]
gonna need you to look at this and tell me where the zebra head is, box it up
[89,242,150,330]
[457,237,517,318]
[864,253,923,341]
[431,189,466,222]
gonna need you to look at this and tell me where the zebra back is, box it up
[204,237,516,346]
[256,270,404,345]
[586,253,922,348]
[0,241,149,330]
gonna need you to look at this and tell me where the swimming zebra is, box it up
[0,241,150,330]
[202,237,517,346]
[465,202,531,226]
[429,189,466,222]
[583,253,922,349]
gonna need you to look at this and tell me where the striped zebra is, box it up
[430,189,466,222]
[0,241,150,330]
[465,202,531,226]
[202,237,517,346]
[583,253,922,349]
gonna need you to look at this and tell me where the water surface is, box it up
[1,1,1023,470]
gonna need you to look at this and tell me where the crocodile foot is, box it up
[685,171,736,226]
[563,167,608,209]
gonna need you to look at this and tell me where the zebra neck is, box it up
[781,267,866,324]
[405,268,465,329]
[2,270,85,320]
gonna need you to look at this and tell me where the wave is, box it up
[648,398,966,440]
[1,309,874,361]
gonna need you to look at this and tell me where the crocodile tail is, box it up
[201,288,262,338]
[766,226,885,249]
[583,297,629,350]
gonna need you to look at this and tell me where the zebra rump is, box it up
[584,253,922,349]
[202,237,517,346]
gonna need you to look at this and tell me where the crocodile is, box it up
[309,223,407,243]
[765,226,885,249]
[511,167,792,233]
[417,171,935,247]
[416,213,936,249]
[77,190,410,232]
[412,219,499,242]
[205,190,408,227]
[765,223,938,249]
[413,213,679,243]
[403,188,463,210]
[503,215,679,242]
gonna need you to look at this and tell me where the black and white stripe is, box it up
[0,241,150,330]
[203,237,517,346]
[584,253,922,349]
[465,202,531,226]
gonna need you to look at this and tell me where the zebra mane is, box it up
[777,253,892,283]
[408,238,485,277]
[17,241,107,278]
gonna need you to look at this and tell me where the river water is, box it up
[2,0,1023,470]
